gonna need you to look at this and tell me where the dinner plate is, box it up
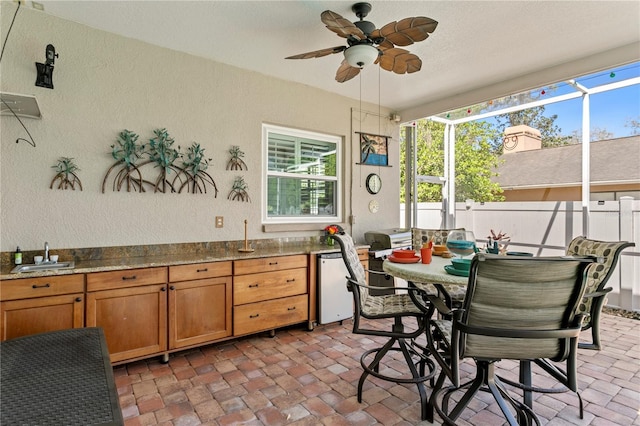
[444,265,469,277]
[388,255,421,264]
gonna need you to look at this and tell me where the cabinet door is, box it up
[86,284,167,363]
[1,294,84,341]
[168,276,232,349]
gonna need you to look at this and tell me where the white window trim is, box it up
[262,123,342,225]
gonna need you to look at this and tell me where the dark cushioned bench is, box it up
[1,327,124,425]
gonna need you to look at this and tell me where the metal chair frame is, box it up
[332,232,437,421]
[425,254,595,425]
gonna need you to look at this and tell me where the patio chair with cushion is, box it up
[426,253,595,425]
[566,236,635,350]
[332,232,437,421]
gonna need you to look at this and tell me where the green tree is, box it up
[624,117,640,135]
[492,106,573,151]
[401,120,504,203]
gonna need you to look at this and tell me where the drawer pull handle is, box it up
[286,279,295,283]
[32,283,51,289]
[269,261,278,266]
[249,284,259,288]
[122,275,137,281]
[249,314,260,318]
[287,307,296,311]
[197,268,208,273]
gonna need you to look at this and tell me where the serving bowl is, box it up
[392,249,417,258]
[450,258,472,271]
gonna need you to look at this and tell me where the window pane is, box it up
[268,133,337,177]
[267,176,336,217]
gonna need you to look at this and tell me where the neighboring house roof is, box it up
[494,136,640,189]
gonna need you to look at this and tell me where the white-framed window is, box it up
[262,124,341,224]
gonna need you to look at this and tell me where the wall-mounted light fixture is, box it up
[35,44,58,89]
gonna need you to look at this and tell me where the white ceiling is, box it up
[36,1,640,113]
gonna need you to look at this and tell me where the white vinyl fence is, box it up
[400,197,640,311]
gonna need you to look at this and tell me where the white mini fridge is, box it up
[317,252,353,325]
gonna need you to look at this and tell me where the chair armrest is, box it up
[583,287,613,298]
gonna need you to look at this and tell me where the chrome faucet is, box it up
[44,242,49,262]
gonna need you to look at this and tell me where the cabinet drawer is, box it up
[1,275,84,301]
[234,294,308,336]
[234,255,307,275]
[234,268,307,305]
[87,267,167,291]
[169,261,232,282]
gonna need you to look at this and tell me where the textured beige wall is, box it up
[0,5,398,252]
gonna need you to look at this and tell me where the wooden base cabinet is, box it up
[233,255,309,336]
[168,262,232,349]
[0,275,85,341]
[86,268,168,363]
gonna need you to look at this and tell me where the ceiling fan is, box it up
[286,2,437,83]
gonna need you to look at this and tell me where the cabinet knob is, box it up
[32,283,51,289]
[160,287,166,292]
[75,297,82,302]
[169,285,175,290]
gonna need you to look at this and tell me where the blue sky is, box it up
[545,77,640,139]
[456,63,640,139]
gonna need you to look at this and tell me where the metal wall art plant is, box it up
[228,176,250,202]
[173,142,218,195]
[102,129,147,192]
[50,157,82,190]
[226,145,248,170]
[148,128,181,193]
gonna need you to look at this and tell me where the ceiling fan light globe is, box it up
[344,44,378,68]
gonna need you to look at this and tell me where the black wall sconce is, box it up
[35,44,58,89]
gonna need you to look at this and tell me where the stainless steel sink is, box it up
[11,261,75,274]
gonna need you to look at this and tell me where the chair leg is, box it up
[358,335,436,421]
[358,337,397,402]
[435,361,541,426]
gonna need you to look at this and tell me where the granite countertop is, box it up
[0,242,368,280]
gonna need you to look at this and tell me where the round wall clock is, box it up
[365,173,382,194]
[368,199,380,213]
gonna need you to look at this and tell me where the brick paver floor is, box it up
[115,313,639,425]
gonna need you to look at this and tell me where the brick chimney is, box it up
[502,125,542,153]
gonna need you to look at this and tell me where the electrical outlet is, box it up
[215,216,224,228]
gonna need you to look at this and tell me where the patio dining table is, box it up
[382,255,468,307]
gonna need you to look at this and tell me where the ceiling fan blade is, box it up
[378,48,422,74]
[335,60,361,83]
[321,10,366,40]
[286,46,346,60]
[371,17,438,47]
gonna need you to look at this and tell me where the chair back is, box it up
[332,233,369,307]
[566,236,634,314]
[411,228,464,250]
[459,254,593,362]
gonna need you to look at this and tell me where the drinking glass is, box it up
[446,230,477,258]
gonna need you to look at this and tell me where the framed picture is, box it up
[356,132,389,166]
